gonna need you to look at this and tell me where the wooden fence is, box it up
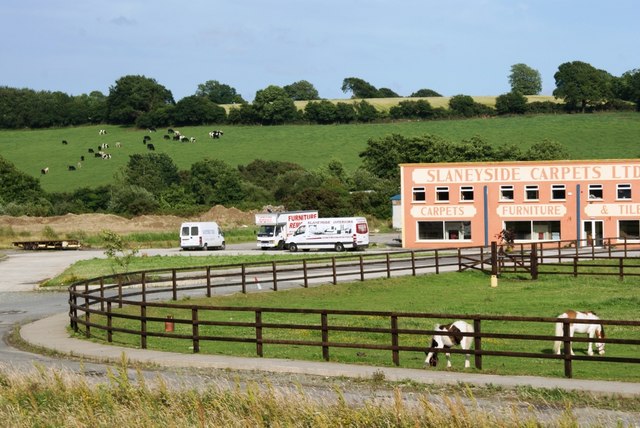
[68,238,640,378]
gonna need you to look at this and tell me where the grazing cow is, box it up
[143,135,151,142]
[99,129,107,135]
[62,140,68,145]
[101,153,112,159]
[115,142,122,148]
[209,130,223,139]
[163,134,171,140]
[41,167,49,174]
[95,152,103,158]
[77,162,82,169]
[80,156,85,161]
[180,136,189,142]
[147,143,155,151]
[88,148,94,153]
[99,143,109,150]
[189,137,196,143]
[167,128,174,134]
[68,165,76,171]
[172,134,180,141]
[147,127,156,132]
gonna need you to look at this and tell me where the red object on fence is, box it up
[165,315,174,332]
[254,277,262,290]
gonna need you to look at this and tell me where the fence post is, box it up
[256,310,263,357]
[272,261,278,291]
[391,315,399,366]
[457,248,462,271]
[435,249,440,275]
[490,241,497,277]
[107,301,112,343]
[411,251,416,276]
[241,264,247,294]
[619,257,624,281]
[332,257,337,285]
[386,253,391,278]
[140,304,147,349]
[562,321,573,378]
[141,272,146,303]
[99,281,104,312]
[206,266,211,297]
[624,237,628,258]
[573,257,578,277]
[172,269,177,301]
[192,307,200,353]
[321,312,329,361]
[473,318,482,370]
[303,260,308,288]
[530,243,538,280]
[359,255,365,281]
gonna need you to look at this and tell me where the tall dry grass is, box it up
[0,360,579,427]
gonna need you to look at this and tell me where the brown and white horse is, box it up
[424,320,474,368]
[553,310,605,356]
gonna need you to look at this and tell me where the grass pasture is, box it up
[1,112,640,193]
[81,270,640,382]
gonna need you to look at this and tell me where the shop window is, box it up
[588,184,603,200]
[525,185,539,201]
[417,221,472,240]
[460,186,474,201]
[412,187,426,202]
[617,183,632,200]
[551,184,566,200]
[504,221,561,241]
[436,186,449,202]
[619,220,640,240]
[500,185,514,201]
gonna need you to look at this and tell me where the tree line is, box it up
[0,136,569,220]
[1,61,639,130]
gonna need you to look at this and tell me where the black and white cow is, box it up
[41,167,49,174]
[209,130,224,139]
[147,143,155,151]
[98,129,107,135]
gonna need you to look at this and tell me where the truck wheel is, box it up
[289,243,298,252]
[335,242,345,252]
[276,241,284,250]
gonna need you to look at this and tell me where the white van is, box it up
[286,217,369,252]
[180,222,225,250]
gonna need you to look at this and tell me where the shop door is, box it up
[583,220,604,247]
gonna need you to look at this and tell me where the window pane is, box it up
[619,221,640,239]
[412,187,426,202]
[588,185,603,199]
[525,185,539,200]
[551,185,566,200]
[617,184,631,199]
[504,221,531,240]
[436,186,449,201]
[418,222,443,239]
[460,186,474,201]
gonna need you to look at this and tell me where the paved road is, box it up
[2,238,640,425]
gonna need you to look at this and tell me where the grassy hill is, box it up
[1,110,639,194]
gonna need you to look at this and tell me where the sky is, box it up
[2,0,638,102]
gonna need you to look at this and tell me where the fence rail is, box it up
[69,237,640,378]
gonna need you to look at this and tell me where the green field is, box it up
[78,267,640,382]
[1,112,639,193]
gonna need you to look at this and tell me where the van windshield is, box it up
[257,225,275,236]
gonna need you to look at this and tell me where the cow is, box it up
[189,137,196,143]
[163,134,171,140]
[68,165,76,171]
[99,143,109,150]
[147,127,156,132]
[209,130,223,139]
[101,153,112,159]
[88,148,94,153]
[41,167,49,174]
[147,143,155,151]
[62,140,68,145]
[80,155,85,161]
[99,129,107,135]
[115,142,122,148]
[143,135,151,142]
[95,152,103,158]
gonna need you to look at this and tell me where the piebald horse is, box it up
[553,310,605,356]
[424,320,474,368]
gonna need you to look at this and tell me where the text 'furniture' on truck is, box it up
[286,217,369,252]
[180,222,225,251]
[255,210,318,249]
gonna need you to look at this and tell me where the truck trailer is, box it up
[255,210,318,249]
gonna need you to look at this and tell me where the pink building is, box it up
[400,159,640,249]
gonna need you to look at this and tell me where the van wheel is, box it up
[219,242,226,250]
[289,243,298,252]
[202,244,208,251]
[335,242,345,252]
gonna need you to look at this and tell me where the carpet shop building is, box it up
[399,159,640,249]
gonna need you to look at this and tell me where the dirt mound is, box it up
[0,205,257,236]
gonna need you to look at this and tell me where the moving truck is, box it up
[285,217,369,252]
[255,210,318,249]
[180,222,225,250]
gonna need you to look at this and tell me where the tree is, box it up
[354,100,378,122]
[521,140,569,161]
[122,153,180,196]
[615,69,640,110]
[188,159,246,205]
[495,91,528,115]
[508,63,542,95]
[108,185,159,216]
[0,155,45,203]
[409,89,442,97]
[106,75,174,124]
[195,80,245,104]
[304,100,337,124]
[252,85,298,125]
[238,159,305,192]
[553,61,612,112]
[341,77,380,98]
[449,95,494,117]
[283,80,320,100]
[172,95,226,125]
[334,102,357,123]
[377,87,399,98]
